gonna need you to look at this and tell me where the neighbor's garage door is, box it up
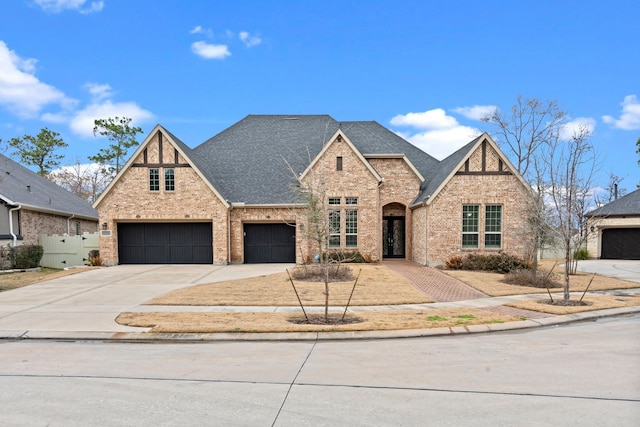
[601,228,640,260]
[118,223,213,264]
[244,223,296,263]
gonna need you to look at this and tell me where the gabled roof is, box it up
[100,116,525,208]
[299,129,383,183]
[0,154,98,220]
[410,133,529,207]
[192,115,441,204]
[93,124,229,208]
[588,188,640,217]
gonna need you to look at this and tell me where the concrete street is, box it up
[0,314,638,426]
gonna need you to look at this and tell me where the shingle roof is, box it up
[192,115,448,205]
[588,188,640,217]
[0,154,98,219]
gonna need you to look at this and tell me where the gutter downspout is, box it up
[9,205,22,247]
[67,214,75,235]
[227,204,233,265]
[423,200,429,266]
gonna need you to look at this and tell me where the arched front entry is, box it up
[382,203,406,258]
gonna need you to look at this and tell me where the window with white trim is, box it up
[149,168,159,191]
[328,210,340,248]
[345,197,358,205]
[462,205,479,248]
[485,205,502,248]
[345,209,358,248]
[164,168,175,191]
[328,197,341,205]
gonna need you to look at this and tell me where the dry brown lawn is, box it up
[113,260,640,333]
[147,264,433,307]
[116,307,519,333]
[441,260,640,297]
[507,295,640,315]
[0,267,88,292]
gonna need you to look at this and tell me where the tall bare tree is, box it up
[483,96,567,272]
[48,161,111,204]
[546,124,597,303]
[482,95,566,179]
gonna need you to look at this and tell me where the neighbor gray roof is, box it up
[588,188,640,217]
[0,154,98,220]
[191,115,453,205]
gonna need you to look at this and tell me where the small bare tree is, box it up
[545,124,597,303]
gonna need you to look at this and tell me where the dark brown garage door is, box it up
[118,223,213,264]
[601,228,640,260]
[244,223,296,263]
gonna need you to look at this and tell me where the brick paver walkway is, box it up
[384,259,488,302]
[383,260,551,319]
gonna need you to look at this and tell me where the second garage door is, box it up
[601,228,640,260]
[244,223,296,263]
[118,223,213,264]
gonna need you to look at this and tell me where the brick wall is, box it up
[19,210,97,245]
[423,142,533,266]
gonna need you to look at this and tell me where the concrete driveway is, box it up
[0,264,292,337]
[576,260,640,283]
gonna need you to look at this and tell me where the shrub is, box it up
[9,245,44,269]
[323,251,372,263]
[444,255,464,269]
[503,269,562,288]
[574,248,589,260]
[444,252,530,273]
[291,263,355,282]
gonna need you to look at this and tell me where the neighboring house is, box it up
[586,188,640,260]
[94,115,533,266]
[0,154,98,247]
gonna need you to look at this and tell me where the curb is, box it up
[2,306,638,342]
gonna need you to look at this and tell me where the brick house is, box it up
[0,154,98,247]
[94,115,533,266]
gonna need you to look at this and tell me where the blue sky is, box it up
[1,0,639,190]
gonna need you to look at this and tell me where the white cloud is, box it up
[397,126,481,160]
[84,82,114,102]
[390,108,481,159]
[560,117,596,140]
[602,95,640,130]
[191,41,231,60]
[239,31,262,47]
[390,109,458,129]
[190,25,213,38]
[0,40,77,118]
[69,99,154,138]
[34,0,104,14]
[452,105,497,121]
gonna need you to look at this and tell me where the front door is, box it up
[383,217,405,258]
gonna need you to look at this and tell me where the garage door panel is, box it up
[244,223,295,263]
[602,228,640,260]
[118,223,213,264]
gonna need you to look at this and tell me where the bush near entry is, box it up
[445,252,530,273]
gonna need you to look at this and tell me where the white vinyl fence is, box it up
[39,232,99,269]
